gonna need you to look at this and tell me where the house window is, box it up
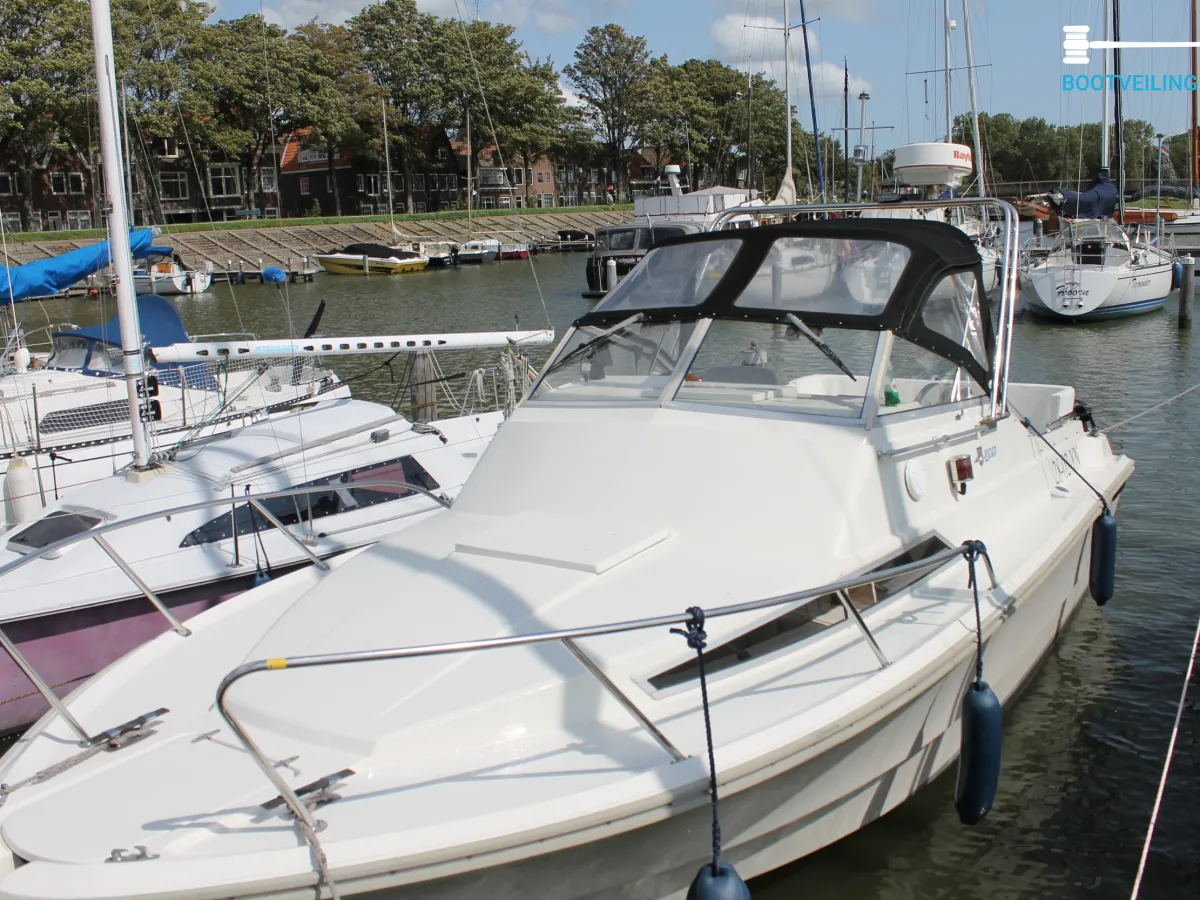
[557,165,565,181]
[298,147,328,164]
[413,174,425,192]
[158,137,179,158]
[260,167,277,193]
[25,213,42,232]
[356,174,364,192]
[415,201,427,213]
[511,168,524,185]
[299,176,310,195]
[589,169,598,183]
[158,172,189,200]
[366,174,379,196]
[208,163,239,198]
[360,202,374,214]
[513,196,524,208]
[480,196,495,209]
[565,168,575,184]
[2,212,22,233]
[562,194,579,207]
[449,174,457,190]
[67,210,92,230]
[536,172,544,184]
[0,173,13,195]
[46,211,62,230]
[498,195,511,209]
[438,146,448,159]
[264,207,278,218]
[393,173,404,192]
[50,172,67,194]
[68,172,85,194]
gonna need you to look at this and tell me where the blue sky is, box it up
[215,0,1200,154]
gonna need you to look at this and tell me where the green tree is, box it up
[0,0,91,227]
[563,24,650,201]
[111,0,218,225]
[350,0,445,213]
[292,22,381,216]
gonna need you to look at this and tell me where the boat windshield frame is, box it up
[568,219,995,394]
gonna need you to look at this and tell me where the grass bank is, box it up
[6,204,635,245]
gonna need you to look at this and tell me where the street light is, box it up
[855,92,871,201]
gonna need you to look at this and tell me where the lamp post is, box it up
[855,92,871,201]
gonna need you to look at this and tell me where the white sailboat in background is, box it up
[1022,0,1174,320]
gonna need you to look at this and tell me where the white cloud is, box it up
[534,5,578,35]
[262,0,368,28]
[558,76,585,107]
[715,0,874,24]
[709,12,869,106]
[261,0,575,33]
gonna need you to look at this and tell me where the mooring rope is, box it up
[1105,381,1200,433]
[1129,615,1200,900]
[962,540,991,684]
[672,607,724,875]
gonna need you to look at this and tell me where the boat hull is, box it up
[1024,262,1172,321]
[132,270,212,295]
[0,567,291,735]
[312,255,429,275]
[236,515,1102,900]
[456,250,498,264]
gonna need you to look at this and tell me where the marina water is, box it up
[20,251,1200,899]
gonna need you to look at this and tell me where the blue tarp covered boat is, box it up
[0,229,159,304]
[48,294,218,390]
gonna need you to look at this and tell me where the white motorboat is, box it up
[132,252,213,295]
[455,239,500,264]
[0,397,502,735]
[0,204,1134,900]
[311,244,429,276]
[1021,218,1175,320]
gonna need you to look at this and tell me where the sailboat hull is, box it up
[1024,262,1172,321]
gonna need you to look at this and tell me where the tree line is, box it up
[3,0,1185,227]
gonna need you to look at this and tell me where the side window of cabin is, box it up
[880,339,985,414]
[920,271,989,372]
[607,230,637,251]
[47,336,90,369]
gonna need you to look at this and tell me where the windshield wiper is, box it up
[786,313,856,381]
[541,312,645,380]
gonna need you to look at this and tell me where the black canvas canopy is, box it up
[577,218,996,392]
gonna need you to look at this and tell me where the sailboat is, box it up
[1022,0,1175,320]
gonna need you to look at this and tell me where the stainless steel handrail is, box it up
[0,480,450,745]
[708,197,1020,422]
[214,541,993,835]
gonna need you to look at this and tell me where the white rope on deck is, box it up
[1129,615,1200,899]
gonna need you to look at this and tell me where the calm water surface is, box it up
[19,252,1200,899]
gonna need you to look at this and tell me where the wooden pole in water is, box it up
[1180,255,1194,330]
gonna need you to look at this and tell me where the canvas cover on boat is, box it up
[52,294,217,389]
[339,243,421,260]
[0,229,156,305]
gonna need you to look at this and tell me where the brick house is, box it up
[0,153,98,233]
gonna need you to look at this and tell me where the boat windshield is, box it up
[592,239,741,312]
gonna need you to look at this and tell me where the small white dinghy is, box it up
[0,202,1134,900]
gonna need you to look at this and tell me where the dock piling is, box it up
[606,258,618,291]
[1181,255,1194,330]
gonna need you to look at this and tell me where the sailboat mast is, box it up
[382,99,394,235]
[747,68,754,195]
[1191,0,1197,203]
[466,107,472,240]
[944,0,952,142]
[1113,0,1125,219]
[960,0,985,196]
[843,59,850,201]
[90,0,150,468]
[1101,6,1110,169]
[798,0,824,202]
[783,0,793,185]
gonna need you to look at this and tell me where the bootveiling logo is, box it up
[1061,25,1200,91]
